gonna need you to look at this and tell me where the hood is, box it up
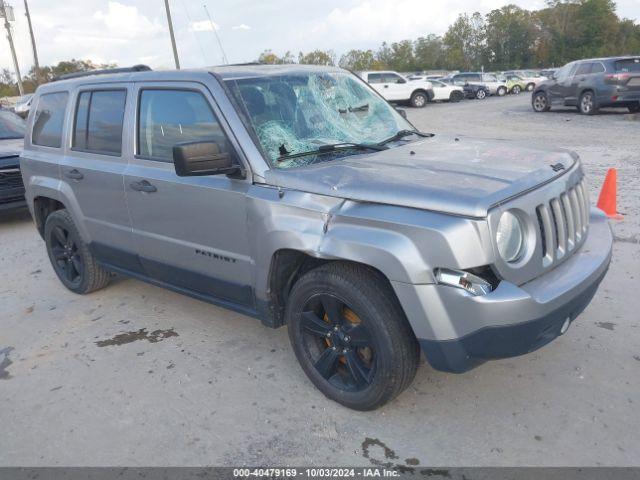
[0,138,24,158]
[264,135,577,218]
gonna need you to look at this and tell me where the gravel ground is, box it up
[1,94,638,468]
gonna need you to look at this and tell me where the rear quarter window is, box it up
[32,92,69,148]
[615,58,640,73]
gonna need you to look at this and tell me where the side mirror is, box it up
[395,108,407,119]
[396,78,407,84]
[173,141,243,177]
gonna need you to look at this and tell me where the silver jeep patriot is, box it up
[20,65,612,410]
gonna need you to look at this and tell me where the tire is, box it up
[410,91,428,108]
[526,83,535,92]
[578,91,597,115]
[449,90,463,102]
[532,91,550,112]
[497,86,507,97]
[44,209,111,294]
[286,262,420,411]
[511,85,522,95]
[475,89,487,100]
[628,104,640,113]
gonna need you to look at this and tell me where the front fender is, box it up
[248,186,493,302]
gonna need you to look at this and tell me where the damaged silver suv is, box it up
[20,65,612,410]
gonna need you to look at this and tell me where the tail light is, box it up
[604,73,630,84]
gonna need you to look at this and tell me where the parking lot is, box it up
[1,94,638,467]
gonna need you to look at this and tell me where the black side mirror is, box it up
[396,78,407,84]
[395,108,407,119]
[173,141,243,177]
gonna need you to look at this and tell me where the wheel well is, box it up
[33,196,65,238]
[263,250,398,328]
[411,89,428,98]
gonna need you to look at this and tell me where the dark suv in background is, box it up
[532,56,640,114]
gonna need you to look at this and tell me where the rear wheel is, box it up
[579,91,597,115]
[475,89,487,100]
[44,209,111,294]
[628,104,640,113]
[449,90,463,102]
[526,83,535,92]
[497,86,507,96]
[511,85,522,95]
[410,91,428,108]
[286,263,419,411]
[532,91,550,112]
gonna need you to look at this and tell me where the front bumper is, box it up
[0,159,26,212]
[393,208,612,373]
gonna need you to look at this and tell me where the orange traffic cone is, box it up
[596,168,624,220]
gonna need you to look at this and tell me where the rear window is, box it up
[73,89,126,155]
[32,92,68,148]
[615,58,640,73]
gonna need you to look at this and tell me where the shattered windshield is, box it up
[225,71,414,169]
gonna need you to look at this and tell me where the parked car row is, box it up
[0,109,26,212]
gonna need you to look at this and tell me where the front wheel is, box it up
[532,91,550,112]
[511,85,522,95]
[410,91,428,108]
[44,209,111,294]
[286,263,420,411]
[628,104,640,113]
[497,86,507,96]
[475,89,487,100]
[579,91,597,115]
[526,83,535,92]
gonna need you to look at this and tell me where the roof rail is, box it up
[52,64,152,82]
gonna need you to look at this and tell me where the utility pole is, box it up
[163,0,180,69]
[23,0,40,84]
[0,1,24,95]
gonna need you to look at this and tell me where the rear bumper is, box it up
[393,208,612,373]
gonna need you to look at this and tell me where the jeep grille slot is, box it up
[535,178,589,268]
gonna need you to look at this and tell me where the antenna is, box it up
[203,4,228,65]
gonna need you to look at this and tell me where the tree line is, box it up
[260,0,640,72]
[1,0,638,98]
[1,59,115,97]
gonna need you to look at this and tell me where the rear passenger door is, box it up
[124,82,254,308]
[568,62,593,104]
[59,84,136,269]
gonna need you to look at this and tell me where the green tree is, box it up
[484,5,538,69]
[443,12,486,70]
[257,50,295,64]
[298,50,336,65]
[338,49,384,70]
[414,34,446,70]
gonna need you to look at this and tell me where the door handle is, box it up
[383,85,389,88]
[65,169,84,180]
[129,180,157,193]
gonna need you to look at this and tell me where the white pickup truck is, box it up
[358,71,434,108]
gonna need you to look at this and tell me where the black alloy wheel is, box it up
[50,224,83,286]
[299,293,375,392]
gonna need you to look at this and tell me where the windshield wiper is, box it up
[277,142,386,162]
[338,103,369,114]
[377,129,433,146]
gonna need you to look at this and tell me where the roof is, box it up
[34,64,346,93]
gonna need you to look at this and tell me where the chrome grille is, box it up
[535,178,589,268]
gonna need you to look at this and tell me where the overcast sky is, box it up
[1,0,639,74]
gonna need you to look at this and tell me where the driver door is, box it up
[380,73,409,101]
[123,82,254,308]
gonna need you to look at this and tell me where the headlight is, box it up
[496,211,524,263]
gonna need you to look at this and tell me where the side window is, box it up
[368,73,383,84]
[575,63,591,75]
[383,73,402,83]
[483,74,497,82]
[73,90,126,155]
[591,62,605,74]
[32,92,68,148]
[138,89,227,163]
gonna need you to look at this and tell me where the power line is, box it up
[203,4,228,65]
